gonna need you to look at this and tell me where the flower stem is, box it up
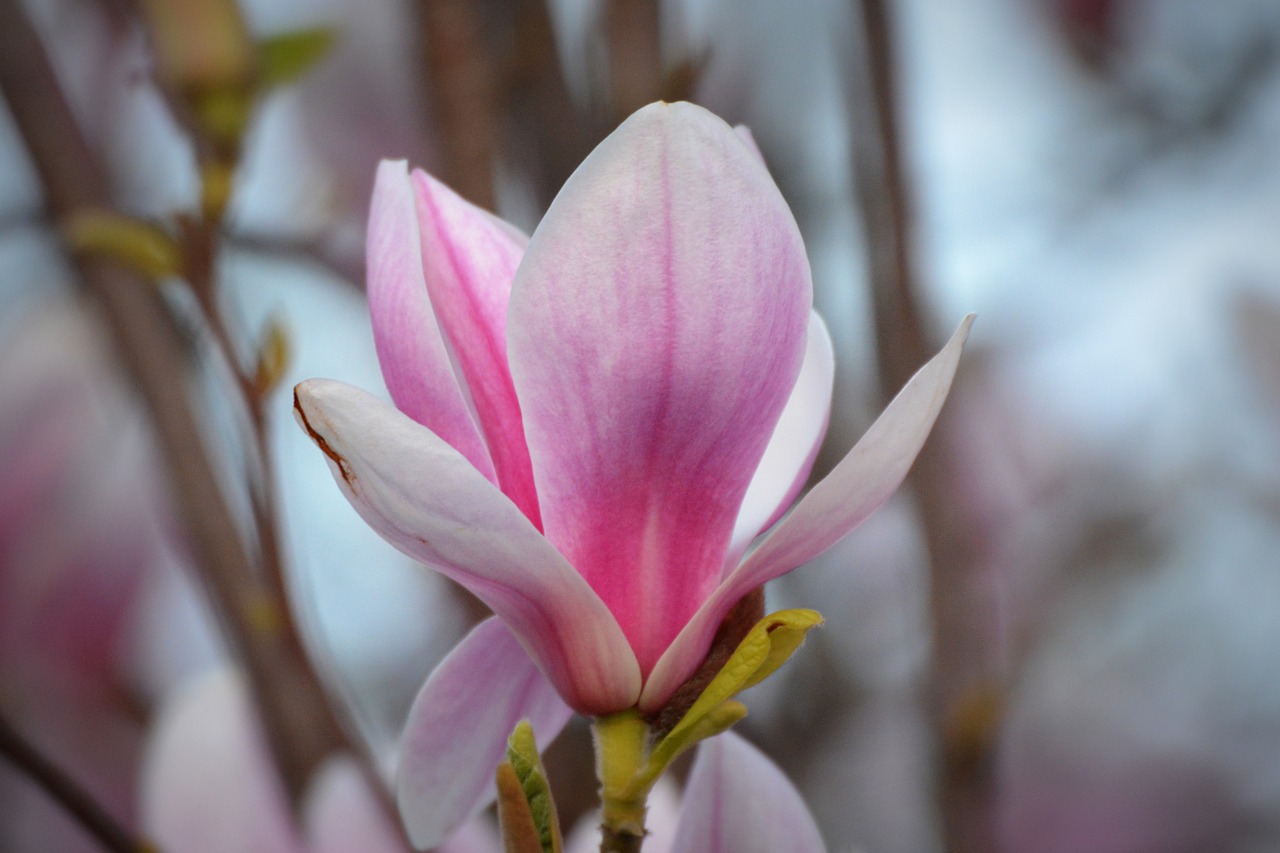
[593,711,651,853]
[599,825,645,853]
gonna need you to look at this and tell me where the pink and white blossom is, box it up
[293,101,970,846]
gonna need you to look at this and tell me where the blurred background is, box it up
[3,0,1280,851]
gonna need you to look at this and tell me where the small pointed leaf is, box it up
[253,317,291,396]
[258,28,336,86]
[63,210,182,280]
[504,721,562,853]
[649,609,822,772]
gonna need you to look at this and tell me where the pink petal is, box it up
[726,311,834,567]
[642,316,973,710]
[367,160,495,481]
[411,169,541,524]
[304,756,410,853]
[397,618,574,850]
[436,819,503,853]
[294,379,640,713]
[672,731,826,853]
[733,125,765,163]
[141,669,305,853]
[508,101,812,674]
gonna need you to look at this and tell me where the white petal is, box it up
[397,618,574,849]
[672,732,825,853]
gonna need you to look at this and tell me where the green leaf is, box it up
[504,721,562,853]
[258,28,336,86]
[62,210,182,280]
[646,609,822,775]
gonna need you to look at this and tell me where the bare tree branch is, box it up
[848,1,996,850]
[0,0,351,805]
[0,712,151,853]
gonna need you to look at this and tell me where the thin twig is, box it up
[126,3,409,835]
[603,0,663,120]
[418,0,500,209]
[848,1,994,851]
[223,230,362,286]
[502,0,598,212]
[0,0,349,805]
[0,712,152,853]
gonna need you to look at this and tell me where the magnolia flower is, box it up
[294,101,970,845]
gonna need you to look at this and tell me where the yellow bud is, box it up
[244,590,283,637]
[253,319,291,397]
[137,0,254,95]
[62,209,182,280]
[501,722,562,853]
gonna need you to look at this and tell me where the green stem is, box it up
[593,711,651,852]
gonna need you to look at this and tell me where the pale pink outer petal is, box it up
[671,731,826,853]
[141,669,305,853]
[367,160,495,481]
[642,316,974,710]
[726,311,835,567]
[508,101,812,674]
[304,756,410,853]
[293,379,639,713]
[436,819,502,853]
[412,169,541,524]
[396,618,574,850]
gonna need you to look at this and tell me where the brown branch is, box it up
[418,0,500,209]
[502,0,598,212]
[849,2,995,851]
[223,230,362,286]
[0,0,349,805]
[0,712,152,853]
[603,0,663,120]
[852,0,929,395]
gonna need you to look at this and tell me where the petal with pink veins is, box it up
[411,169,540,524]
[397,618,574,850]
[671,731,826,853]
[367,161,495,481]
[726,311,835,568]
[642,316,973,711]
[293,379,639,713]
[141,669,305,853]
[508,101,812,675]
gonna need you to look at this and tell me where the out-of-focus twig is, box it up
[418,0,500,209]
[848,1,996,851]
[223,230,363,284]
[500,0,597,212]
[131,1,406,834]
[0,711,152,853]
[603,0,662,120]
[0,0,349,805]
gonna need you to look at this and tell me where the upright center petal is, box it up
[508,102,812,673]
